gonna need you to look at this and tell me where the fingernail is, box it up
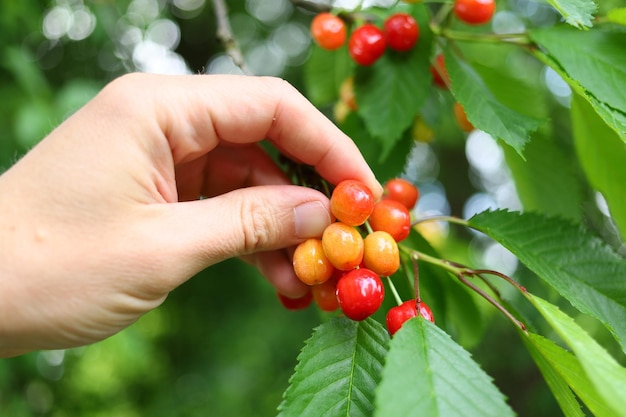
[294,201,331,239]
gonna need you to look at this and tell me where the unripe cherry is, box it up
[311,12,347,50]
[363,231,400,276]
[384,178,419,210]
[369,199,411,242]
[330,179,375,226]
[322,222,364,270]
[312,277,340,312]
[293,238,335,285]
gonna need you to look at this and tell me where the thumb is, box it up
[140,185,332,288]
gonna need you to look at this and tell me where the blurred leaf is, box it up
[340,112,413,182]
[304,45,354,107]
[543,0,597,28]
[530,26,626,142]
[528,295,626,417]
[278,316,389,417]
[374,318,514,417]
[524,332,616,417]
[469,210,626,354]
[355,3,432,157]
[503,134,583,222]
[607,7,626,26]
[571,93,626,242]
[444,46,544,156]
[3,46,52,99]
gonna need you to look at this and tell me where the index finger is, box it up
[122,73,382,199]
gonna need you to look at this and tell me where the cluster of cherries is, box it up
[310,0,495,67]
[312,0,496,132]
[279,178,435,336]
[311,11,420,66]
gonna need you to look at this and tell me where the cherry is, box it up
[312,276,340,312]
[386,299,434,336]
[278,290,313,311]
[453,0,496,25]
[322,222,364,270]
[369,199,411,242]
[430,53,449,89]
[330,179,375,226]
[453,102,474,132]
[384,13,420,52]
[384,178,419,210]
[336,268,384,321]
[293,238,335,285]
[311,12,346,50]
[363,231,400,276]
[340,76,357,111]
[348,24,386,66]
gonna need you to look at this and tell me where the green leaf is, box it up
[468,210,626,353]
[374,318,514,417]
[528,295,626,417]
[304,44,354,107]
[522,333,583,417]
[530,26,626,142]
[524,332,617,417]
[571,93,626,242]
[542,0,597,28]
[340,112,414,182]
[444,46,544,156]
[502,133,583,222]
[607,8,626,26]
[278,316,389,417]
[355,4,432,157]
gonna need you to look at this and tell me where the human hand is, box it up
[0,74,381,356]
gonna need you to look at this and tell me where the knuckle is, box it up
[238,198,281,253]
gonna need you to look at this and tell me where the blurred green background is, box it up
[1,1,624,416]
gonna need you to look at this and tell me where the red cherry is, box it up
[311,12,347,50]
[384,13,420,52]
[348,24,386,66]
[386,299,434,336]
[430,54,449,89]
[453,0,496,25]
[277,290,313,311]
[384,178,419,210]
[336,268,384,321]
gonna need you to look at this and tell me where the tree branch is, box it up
[211,0,252,75]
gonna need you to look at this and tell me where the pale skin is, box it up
[0,74,381,357]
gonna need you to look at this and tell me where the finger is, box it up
[134,185,331,291]
[175,144,290,201]
[241,250,310,299]
[100,74,382,199]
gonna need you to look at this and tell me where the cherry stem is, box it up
[411,253,421,302]
[431,24,532,46]
[387,276,403,306]
[404,247,527,330]
[456,272,527,331]
[411,215,469,228]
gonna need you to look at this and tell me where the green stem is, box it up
[431,24,532,46]
[412,215,469,228]
[387,276,403,306]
